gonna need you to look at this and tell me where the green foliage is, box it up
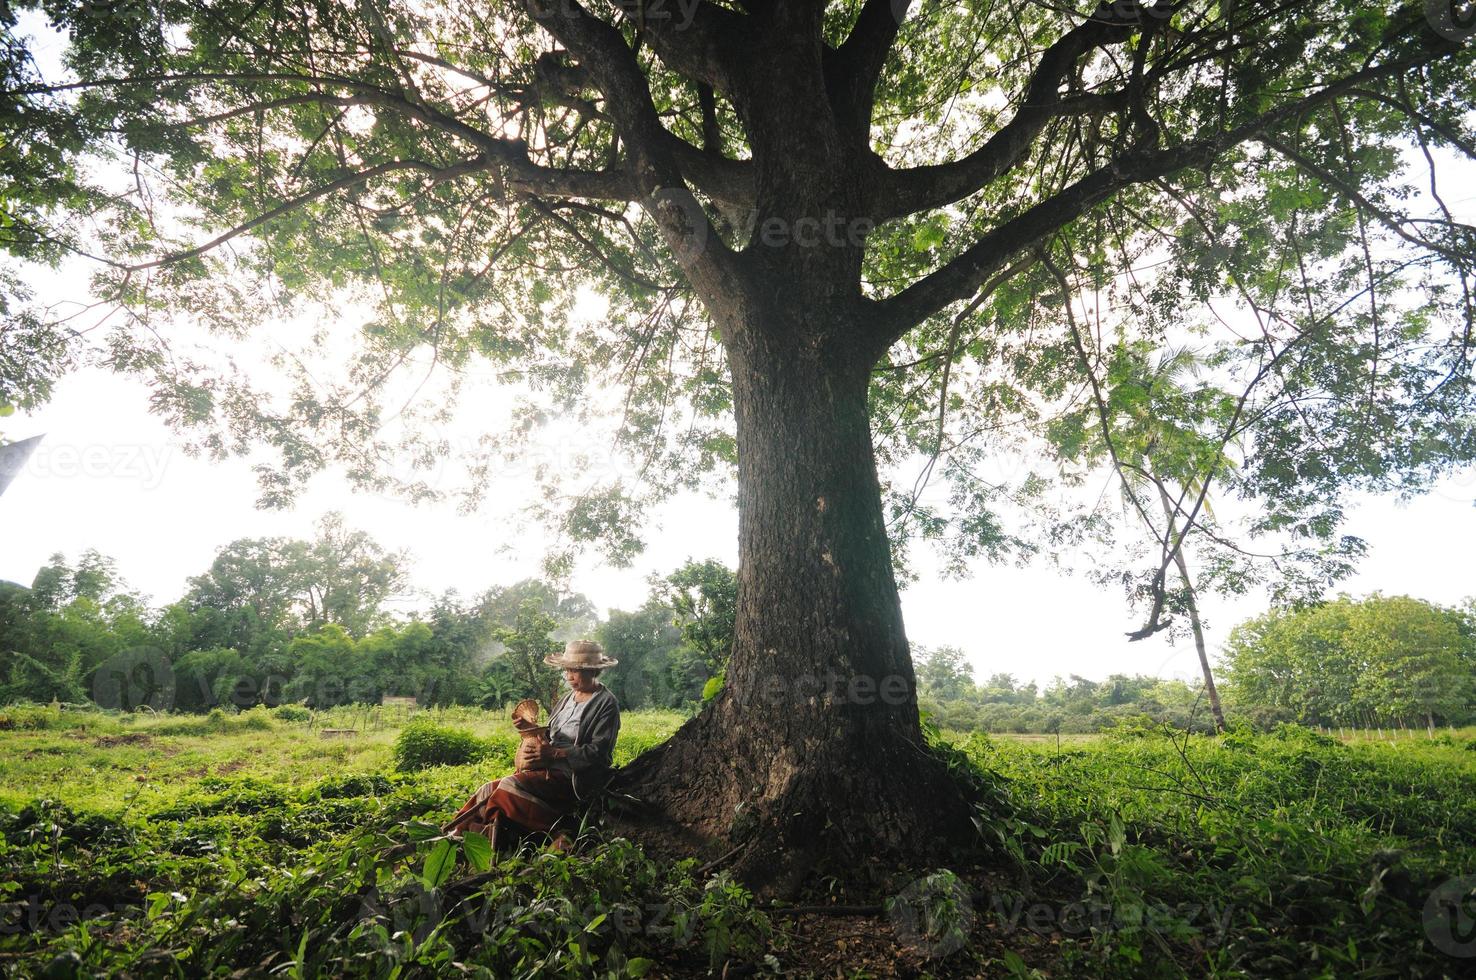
[961,725,1476,976]
[591,559,738,710]
[3,707,1474,975]
[700,670,725,703]
[1224,594,1476,728]
[0,0,1472,724]
[491,598,561,706]
[655,559,738,676]
[0,553,153,705]
[915,644,976,702]
[918,665,1220,736]
[595,600,686,710]
[392,721,490,772]
[182,512,408,650]
[0,541,652,716]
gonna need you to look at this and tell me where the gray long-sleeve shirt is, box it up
[546,684,620,800]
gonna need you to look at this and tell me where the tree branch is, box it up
[1263,134,1476,266]
[524,0,741,298]
[874,0,1155,220]
[869,41,1456,345]
[827,0,912,134]
[663,132,754,208]
[607,0,745,94]
[127,155,496,271]
[24,72,640,201]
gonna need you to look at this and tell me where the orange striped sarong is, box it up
[449,769,578,835]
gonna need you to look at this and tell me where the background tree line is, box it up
[3,514,1469,732]
[0,514,736,713]
[1222,594,1476,733]
[915,593,1476,735]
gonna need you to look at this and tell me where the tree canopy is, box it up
[3,0,1471,598]
[4,0,1475,887]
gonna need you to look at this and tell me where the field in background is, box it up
[0,703,687,812]
[978,726,1476,745]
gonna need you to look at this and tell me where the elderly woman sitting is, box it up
[446,640,621,845]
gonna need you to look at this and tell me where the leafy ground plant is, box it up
[2,708,1474,976]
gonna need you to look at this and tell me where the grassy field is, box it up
[2,705,1475,977]
[0,703,687,813]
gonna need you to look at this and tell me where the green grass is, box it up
[945,721,1476,977]
[2,706,1474,977]
[0,704,757,978]
[0,703,688,812]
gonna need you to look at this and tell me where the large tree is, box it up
[4,0,1475,891]
[184,511,408,647]
[1224,594,1474,731]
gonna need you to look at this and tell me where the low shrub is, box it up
[312,774,396,799]
[0,709,47,731]
[238,706,275,731]
[273,704,312,722]
[392,721,487,771]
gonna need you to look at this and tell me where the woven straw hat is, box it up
[544,639,619,670]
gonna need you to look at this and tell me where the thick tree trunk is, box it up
[611,307,978,897]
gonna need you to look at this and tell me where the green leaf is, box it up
[626,958,655,978]
[421,838,457,889]
[701,671,725,702]
[461,831,492,872]
[911,219,947,252]
[404,820,445,841]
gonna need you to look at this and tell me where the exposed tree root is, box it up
[604,698,985,899]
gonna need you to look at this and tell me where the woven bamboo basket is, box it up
[511,698,548,773]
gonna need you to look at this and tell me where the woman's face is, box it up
[564,668,597,693]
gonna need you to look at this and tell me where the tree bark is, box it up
[611,306,979,897]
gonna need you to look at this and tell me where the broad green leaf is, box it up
[421,839,456,889]
[461,831,492,872]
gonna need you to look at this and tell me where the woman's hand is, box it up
[521,739,563,769]
[515,739,543,771]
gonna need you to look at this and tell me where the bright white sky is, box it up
[2,359,1472,688]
